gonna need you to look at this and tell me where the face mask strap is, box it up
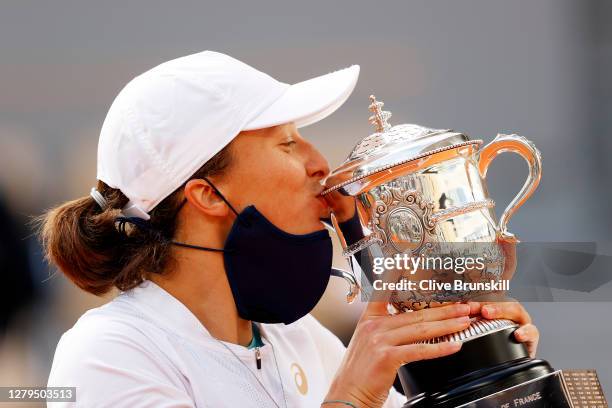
[202,176,241,218]
[168,177,247,252]
[171,241,230,252]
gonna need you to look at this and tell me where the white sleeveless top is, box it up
[47,280,406,407]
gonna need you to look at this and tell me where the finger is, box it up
[514,323,539,343]
[514,323,540,357]
[467,301,482,316]
[393,341,462,366]
[323,190,356,222]
[384,316,471,345]
[380,303,471,330]
[481,302,531,324]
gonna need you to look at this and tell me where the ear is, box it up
[183,179,229,217]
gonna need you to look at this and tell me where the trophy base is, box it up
[398,318,608,407]
[399,323,555,407]
[401,369,581,408]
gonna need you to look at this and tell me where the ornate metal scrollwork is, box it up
[371,186,437,256]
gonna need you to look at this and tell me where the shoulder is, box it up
[48,298,192,407]
[52,297,166,361]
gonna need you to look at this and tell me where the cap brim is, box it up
[243,65,360,131]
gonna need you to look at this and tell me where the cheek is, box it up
[230,143,322,233]
[252,157,316,230]
[264,159,308,208]
[273,163,306,196]
[240,154,306,206]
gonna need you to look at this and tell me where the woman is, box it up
[40,50,539,407]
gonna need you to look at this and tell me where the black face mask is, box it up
[171,177,333,325]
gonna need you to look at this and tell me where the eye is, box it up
[281,140,297,148]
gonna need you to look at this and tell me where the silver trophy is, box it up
[323,97,607,407]
[324,95,541,312]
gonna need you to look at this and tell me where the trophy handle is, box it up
[478,133,542,238]
[330,267,360,303]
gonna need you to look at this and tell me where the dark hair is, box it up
[36,144,233,296]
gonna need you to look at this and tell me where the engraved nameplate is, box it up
[561,369,608,408]
[456,370,572,408]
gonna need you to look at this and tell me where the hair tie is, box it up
[90,187,108,210]
[115,216,161,239]
[115,216,152,232]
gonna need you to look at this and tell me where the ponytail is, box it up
[38,181,139,295]
[36,143,233,296]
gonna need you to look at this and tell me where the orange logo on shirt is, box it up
[290,363,308,395]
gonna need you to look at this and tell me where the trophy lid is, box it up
[322,95,482,195]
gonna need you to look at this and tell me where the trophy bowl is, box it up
[323,96,542,312]
[322,97,606,407]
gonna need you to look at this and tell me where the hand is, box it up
[323,190,356,223]
[468,301,539,358]
[324,302,471,408]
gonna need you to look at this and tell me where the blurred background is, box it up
[1,0,611,403]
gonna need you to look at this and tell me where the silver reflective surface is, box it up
[323,96,542,311]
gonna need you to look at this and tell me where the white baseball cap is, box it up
[96,50,359,220]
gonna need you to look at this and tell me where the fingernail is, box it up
[448,341,462,350]
[483,305,497,316]
[515,328,525,340]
